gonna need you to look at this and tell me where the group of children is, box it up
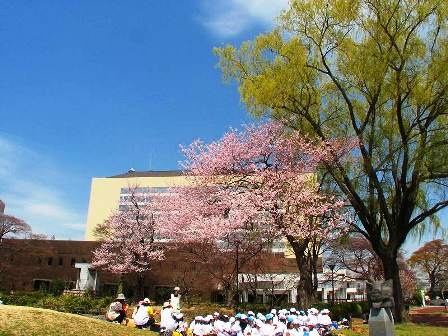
[106,287,182,329]
[161,307,345,336]
[106,289,347,336]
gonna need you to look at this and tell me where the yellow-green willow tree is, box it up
[215,0,448,322]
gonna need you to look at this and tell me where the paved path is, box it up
[409,306,448,327]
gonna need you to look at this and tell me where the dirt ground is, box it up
[409,306,448,327]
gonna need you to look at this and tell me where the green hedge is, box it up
[309,301,369,319]
[181,304,235,321]
[188,301,368,319]
[237,302,368,317]
[0,291,114,315]
[0,292,368,319]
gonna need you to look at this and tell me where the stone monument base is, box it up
[369,307,395,336]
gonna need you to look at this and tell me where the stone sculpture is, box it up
[367,279,395,309]
[366,279,395,336]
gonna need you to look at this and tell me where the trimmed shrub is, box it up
[310,301,368,319]
[182,301,368,320]
[0,291,369,319]
[50,279,65,296]
[181,304,234,321]
[0,291,114,315]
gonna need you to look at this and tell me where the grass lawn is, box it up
[0,305,158,336]
[339,322,448,336]
[1,305,447,336]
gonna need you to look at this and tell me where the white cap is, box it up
[258,315,266,321]
[143,298,151,304]
[320,309,330,314]
[175,313,184,319]
[229,317,236,323]
[308,308,318,314]
[247,311,255,316]
[174,286,180,291]
[255,320,264,328]
[271,309,277,315]
[213,312,220,317]
[290,308,297,313]
[240,314,247,320]
[195,316,202,321]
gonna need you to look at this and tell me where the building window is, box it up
[154,286,172,304]
[33,279,51,292]
[47,257,53,266]
[118,187,169,212]
[271,240,286,253]
[118,205,130,211]
[103,283,118,296]
[211,291,225,304]
[71,258,76,267]
[58,257,63,266]
[66,281,76,290]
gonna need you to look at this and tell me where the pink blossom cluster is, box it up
[92,187,165,274]
[156,122,353,245]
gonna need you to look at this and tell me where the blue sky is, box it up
[0,0,445,252]
[0,0,287,240]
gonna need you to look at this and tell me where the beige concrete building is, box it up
[85,169,297,259]
[85,170,190,240]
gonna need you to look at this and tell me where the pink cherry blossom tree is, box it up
[92,185,165,297]
[180,235,269,306]
[156,122,353,306]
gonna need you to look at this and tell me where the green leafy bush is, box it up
[0,291,369,319]
[309,302,368,319]
[0,291,114,315]
[182,301,368,319]
[181,304,234,321]
[50,279,65,296]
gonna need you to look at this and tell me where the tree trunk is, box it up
[117,274,125,296]
[137,273,145,299]
[225,286,235,307]
[296,254,316,307]
[311,252,319,292]
[381,253,404,323]
[429,273,436,297]
[287,236,316,307]
[222,280,236,307]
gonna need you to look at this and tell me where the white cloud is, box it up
[62,223,86,231]
[27,203,76,221]
[0,135,86,240]
[199,0,289,38]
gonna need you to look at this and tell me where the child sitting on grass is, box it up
[106,293,128,325]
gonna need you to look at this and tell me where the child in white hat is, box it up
[132,298,154,329]
[170,286,181,312]
[317,309,332,326]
